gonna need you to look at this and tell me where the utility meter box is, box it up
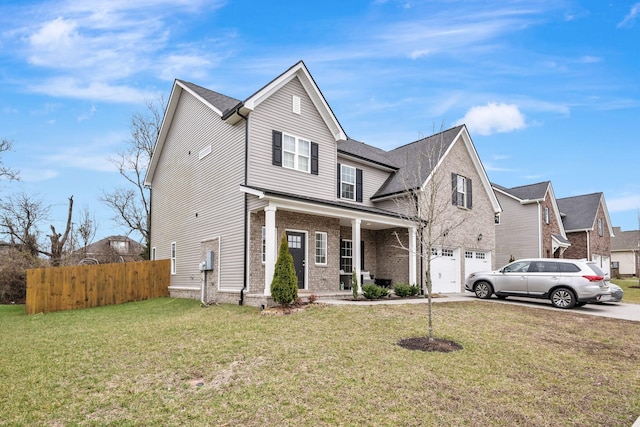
[204,250,215,271]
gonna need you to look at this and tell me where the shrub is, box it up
[270,233,298,306]
[362,284,389,299]
[0,248,45,303]
[393,283,419,298]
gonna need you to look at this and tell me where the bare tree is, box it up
[393,127,475,341]
[100,97,164,257]
[0,192,49,256]
[0,138,19,182]
[42,196,74,267]
[76,206,98,258]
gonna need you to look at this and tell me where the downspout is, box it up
[237,108,249,305]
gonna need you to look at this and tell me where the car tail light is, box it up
[583,275,604,282]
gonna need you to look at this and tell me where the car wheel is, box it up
[550,288,576,309]
[474,281,493,299]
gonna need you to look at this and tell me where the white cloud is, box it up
[78,105,97,122]
[456,102,526,135]
[618,3,640,28]
[19,168,59,182]
[607,194,640,212]
[28,78,159,103]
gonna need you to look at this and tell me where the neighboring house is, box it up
[610,227,639,277]
[556,192,613,276]
[71,235,145,264]
[492,181,570,267]
[144,61,501,307]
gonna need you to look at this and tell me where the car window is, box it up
[529,261,559,273]
[503,261,530,273]
[586,263,605,276]
[558,262,581,273]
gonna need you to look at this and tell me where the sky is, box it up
[1,0,640,246]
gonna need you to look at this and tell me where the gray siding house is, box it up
[145,61,501,306]
[492,181,570,267]
[610,227,639,277]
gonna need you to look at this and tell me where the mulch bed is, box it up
[397,337,463,353]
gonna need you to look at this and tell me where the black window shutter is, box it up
[311,142,319,175]
[272,130,282,166]
[467,178,473,209]
[360,240,365,270]
[451,173,457,205]
[356,168,363,202]
[337,163,341,197]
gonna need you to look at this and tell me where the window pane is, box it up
[341,183,354,200]
[315,232,326,264]
[340,240,353,272]
[298,156,309,172]
[283,152,295,168]
[298,139,310,156]
[341,165,355,184]
[284,135,296,152]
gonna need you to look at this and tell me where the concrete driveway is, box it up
[443,292,640,322]
[324,292,640,322]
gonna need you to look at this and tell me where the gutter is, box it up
[237,108,249,305]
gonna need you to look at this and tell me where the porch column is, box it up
[409,226,417,286]
[352,218,362,294]
[264,205,277,296]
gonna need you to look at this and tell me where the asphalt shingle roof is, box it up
[611,227,640,251]
[372,125,464,199]
[177,80,242,116]
[495,181,550,201]
[337,138,399,170]
[557,193,603,231]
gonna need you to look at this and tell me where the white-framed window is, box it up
[340,240,353,273]
[283,133,310,173]
[456,175,467,207]
[442,249,454,257]
[340,164,356,200]
[476,252,486,259]
[151,247,156,261]
[598,218,603,236]
[465,251,473,259]
[431,247,438,256]
[544,206,550,224]
[170,242,176,275]
[315,232,327,265]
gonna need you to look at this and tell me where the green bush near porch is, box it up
[270,233,298,306]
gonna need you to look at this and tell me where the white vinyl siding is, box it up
[149,89,245,291]
[494,192,543,267]
[247,78,336,199]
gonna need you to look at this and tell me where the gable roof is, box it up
[493,181,551,202]
[368,125,501,214]
[222,60,347,141]
[372,125,463,199]
[611,227,640,251]
[146,61,347,186]
[557,192,613,234]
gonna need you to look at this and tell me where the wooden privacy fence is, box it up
[26,260,170,315]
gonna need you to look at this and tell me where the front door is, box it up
[287,231,305,289]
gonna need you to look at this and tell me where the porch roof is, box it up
[241,185,411,229]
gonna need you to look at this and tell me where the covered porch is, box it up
[241,186,417,302]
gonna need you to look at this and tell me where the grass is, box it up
[611,278,640,304]
[1,298,639,426]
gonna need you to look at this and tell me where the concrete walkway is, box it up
[323,291,640,322]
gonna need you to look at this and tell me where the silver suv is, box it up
[465,258,611,309]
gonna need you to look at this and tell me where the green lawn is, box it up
[611,278,640,304]
[2,298,639,426]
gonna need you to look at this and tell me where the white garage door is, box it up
[465,250,492,278]
[430,247,460,293]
